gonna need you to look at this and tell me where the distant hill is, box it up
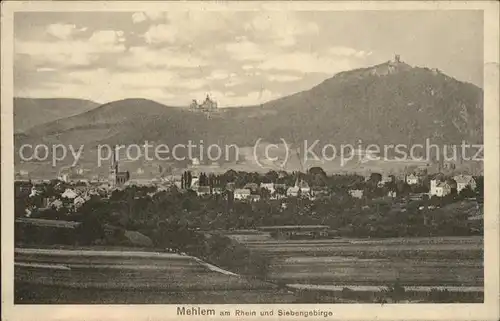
[14,98,100,133]
[14,58,483,173]
[249,60,483,146]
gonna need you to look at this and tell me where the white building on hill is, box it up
[429,179,452,197]
[61,188,78,199]
[234,188,251,200]
[287,179,311,198]
[453,175,477,193]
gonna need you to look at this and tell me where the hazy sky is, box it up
[14,10,483,107]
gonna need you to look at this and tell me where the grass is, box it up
[231,234,484,288]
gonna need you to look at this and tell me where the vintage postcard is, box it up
[1,1,499,320]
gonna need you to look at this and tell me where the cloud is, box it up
[36,67,56,72]
[142,11,237,45]
[26,68,190,103]
[329,46,373,58]
[119,46,208,68]
[15,12,374,107]
[144,24,177,44]
[132,11,166,24]
[145,11,166,21]
[257,52,355,74]
[66,68,207,94]
[15,30,126,67]
[25,80,175,105]
[207,70,238,80]
[89,30,126,47]
[132,12,147,24]
[267,74,302,82]
[244,12,319,47]
[224,39,266,61]
[46,23,81,40]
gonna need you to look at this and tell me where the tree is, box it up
[264,170,278,183]
[368,173,382,186]
[308,167,326,177]
[396,181,411,196]
[459,186,475,199]
[260,187,271,200]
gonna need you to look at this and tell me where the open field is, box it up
[14,235,484,303]
[224,233,484,288]
[14,247,294,304]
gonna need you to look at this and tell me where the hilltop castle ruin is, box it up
[189,94,218,112]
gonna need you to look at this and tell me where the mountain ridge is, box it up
[14,59,483,171]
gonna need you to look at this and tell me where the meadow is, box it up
[224,232,483,288]
[14,247,293,304]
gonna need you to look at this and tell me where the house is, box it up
[387,190,398,198]
[286,179,311,198]
[260,183,275,194]
[349,189,364,199]
[248,194,261,202]
[212,187,223,195]
[406,174,421,185]
[73,184,89,194]
[17,182,33,195]
[378,175,395,187]
[189,176,200,189]
[61,188,78,199]
[73,196,87,208]
[243,183,260,193]
[29,186,42,198]
[273,183,287,198]
[453,175,477,193]
[41,197,55,208]
[48,199,64,210]
[429,179,452,197]
[234,188,251,200]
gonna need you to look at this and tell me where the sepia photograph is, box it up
[1,1,499,320]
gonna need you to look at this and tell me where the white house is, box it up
[387,190,398,198]
[430,179,452,197]
[73,196,87,208]
[248,194,261,202]
[234,188,251,200]
[48,199,64,210]
[406,174,421,185]
[29,186,41,198]
[189,176,200,189]
[260,183,275,195]
[212,187,223,195]
[378,175,395,187]
[61,188,78,199]
[453,175,477,193]
[286,179,311,198]
[243,183,259,193]
[349,189,364,199]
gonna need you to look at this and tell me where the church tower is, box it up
[108,145,118,187]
